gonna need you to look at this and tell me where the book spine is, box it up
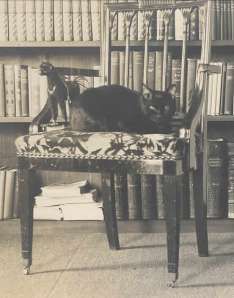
[118,0,126,41]
[72,0,82,41]
[63,0,73,41]
[0,0,9,41]
[26,0,36,41]
[133,51,144,93]
[207,139,226,218]
[137,11,145,41]
[147,52,155,90]
[28,67,41,117]
[220,0,224,40]
[166,51,172,89]
[81,0,92,41]
[171,58,182,111]
[227,0,232,40]
[224,63,234,115]
[232,0,234,40]
[223,0,228,40]
[20,65,29,117]
[0,170,6,220]
[4,64,16,117]
[155,175,164,219]
[189,171,195,218]
[216,0,221,40]
[54,0,63,41]
[90,0,101,41]
[154,50,163,91]
[14,65,22,117]
[119,51,125,86]
[114,174,128,220]
[16,0,27,41]
[130,3,138,40]
[199,6,205,40]
[111,51,120,85]
[35,0,44,41]
[8,0,17,41]
[186,58,197,112]
[168,12,175,40]
[13,170,20,218]
[3,169,16,219]
[175,9,183,40]
[141,175,156,219]
[129,51,133,89]
[108,0,118,41]
[157,10,164,40]
[44,0,54,41]
[0,64,5,117]
[127,174,141,219]
[190,7,199,41]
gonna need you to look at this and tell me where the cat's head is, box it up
[40,62,56,76]
[141,84,176,122]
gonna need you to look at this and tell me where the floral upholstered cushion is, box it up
[15,130,184,160]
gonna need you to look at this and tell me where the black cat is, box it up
[70,84,176,134]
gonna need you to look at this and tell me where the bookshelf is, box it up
[0,0,234,222]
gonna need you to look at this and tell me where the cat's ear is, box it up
[142,84,154,101]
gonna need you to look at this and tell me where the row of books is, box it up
[0,64,99,118]
[33,180,103,221]
[113,139,234,220]
[213,0,234,41]
[207,62,234,116]
[111,50,198,112]
[0,0,101,42]
[0,167,19,220]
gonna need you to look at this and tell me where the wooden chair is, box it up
[15,0,214,287]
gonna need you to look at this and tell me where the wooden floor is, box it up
[0,219,234,298]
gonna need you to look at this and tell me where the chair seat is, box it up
[15,129,184,161]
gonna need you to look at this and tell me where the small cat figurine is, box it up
[31,62,79,128]
[70,84,176,134]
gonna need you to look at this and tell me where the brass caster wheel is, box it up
[167,280,176,288]
[167,273,178,288]
[23,267,30,275]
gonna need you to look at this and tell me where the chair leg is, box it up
[163,175,181,288]
[101,172,120,250]
[18,168,35,275]
[192,156,209,257]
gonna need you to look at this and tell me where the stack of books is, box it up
[0,0,101,42]
[33,180,103,221]
[0,167,19,220]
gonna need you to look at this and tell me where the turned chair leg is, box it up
[163,175,181,288]
[192,157,209,257]
[102,172,120,250]
[18,168,35,275]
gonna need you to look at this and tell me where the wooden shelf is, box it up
[208,116,234,122]
[0,41,101,48]
[0,117,33,123]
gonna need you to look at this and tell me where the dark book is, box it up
[111,51,120,85]
[4,64,15,117]
[189,7,199,41]
[147,52,155,90]
[220,0,224,40]
[207,139,226,218]
[114,174,128,220]
[223,0,228,40]
[227,0,232,40]
[227,142,234,218]
[224,63,234,115]
[186,58,197,112]
[171,58,182,112]
[141,175,156,220]
[168,13,175,40]
[231,0,234,40]
[155,175,164,219]
[133,51,144,93]
[127,174,141,220]
[166,51,172,90]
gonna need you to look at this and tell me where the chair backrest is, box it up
[102,0,213,170]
